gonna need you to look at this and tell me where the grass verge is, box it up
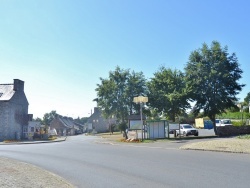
[238,134,250,139]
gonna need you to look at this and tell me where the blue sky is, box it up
[1,0,249,118]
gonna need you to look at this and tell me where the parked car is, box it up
[75,130,83,135]
[168,129,175,134]
[165,123,180,134]
[216,119,232,126]
[176,124,199,136]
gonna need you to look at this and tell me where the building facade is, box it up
[23,120,42,140]
[50,115,83,136]
[0,79,29,141]
[87,107,116,133]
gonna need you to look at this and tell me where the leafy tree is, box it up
[244,92,250,105]
[74,117,89,125]
[185,41,245,135]
[147,66,190,122]
[95,66,147,138]
[33,117,42,123]
[143,108,161,121]
[126,71,148,114]
[42,110,58,125]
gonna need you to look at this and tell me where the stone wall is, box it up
[0,102,9,141]
[0,80,28,141]
[0,101,27,141]
[217,125,250,137]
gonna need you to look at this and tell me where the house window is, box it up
[31,127,34,132]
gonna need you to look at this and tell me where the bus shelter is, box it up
[146,120,169,139]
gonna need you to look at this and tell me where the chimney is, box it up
[94,107,99,113]
[28,114,33,121]
[13,79,24,91]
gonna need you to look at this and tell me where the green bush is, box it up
[216,112,249,126]
[232,121,243,126]
[118,122,128,132]
[216,112,248,119]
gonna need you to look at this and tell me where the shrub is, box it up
[118,122,128,132]
[217,112,249,119]
[232,121,244,126]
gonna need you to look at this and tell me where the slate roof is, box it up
[0,84,15,101]
[58,116,80,130]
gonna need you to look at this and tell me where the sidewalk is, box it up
[0,157,75,188]
[98,133,250,154]
[179,137,250,153]
[0,136,75,188]
[0,136,67,145]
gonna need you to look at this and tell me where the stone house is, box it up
[87,107,116,133]
[0,79,29,141]
[50,115,83,136]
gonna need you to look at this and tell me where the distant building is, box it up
[50,115,83,136]
[87,107,116,133]
[23,119,43,140]
[0,79,29,141]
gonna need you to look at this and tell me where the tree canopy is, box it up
[42,110,58,125]
[147,66,190,122]
[244,92,250,105]
[95,66,147,128]
[185,41,245,134]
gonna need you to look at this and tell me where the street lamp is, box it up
[133,96,148,140]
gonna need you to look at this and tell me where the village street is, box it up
[0,135,250,188]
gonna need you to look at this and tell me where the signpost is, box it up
[133,96,148,140]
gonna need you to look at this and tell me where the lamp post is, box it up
[133,96,148,140]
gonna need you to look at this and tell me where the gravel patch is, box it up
[180,138,250,154]
[0,157,75,188]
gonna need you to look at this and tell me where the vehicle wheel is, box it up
[195,133,199,136]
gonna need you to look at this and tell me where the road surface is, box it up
[0,135,249,188]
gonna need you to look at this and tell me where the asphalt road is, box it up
[0,135,249,188]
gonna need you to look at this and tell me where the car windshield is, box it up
[183,125,193,129]
[215,120,220,123]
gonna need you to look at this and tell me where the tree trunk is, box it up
[210,116,217,135]
[171,111,176,122]
[123,130,128,139]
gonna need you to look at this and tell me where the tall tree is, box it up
[244,92,250,105]
[147,66,190,122]
[126,71,147,115]
[74,117,89,125]
[43,110,58,125]
[95,66,147,136]
[185,41,245,134]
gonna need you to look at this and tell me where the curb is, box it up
[180,147,250,154]
[0,137,67,145]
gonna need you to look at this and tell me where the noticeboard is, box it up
[129,120,142,130]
